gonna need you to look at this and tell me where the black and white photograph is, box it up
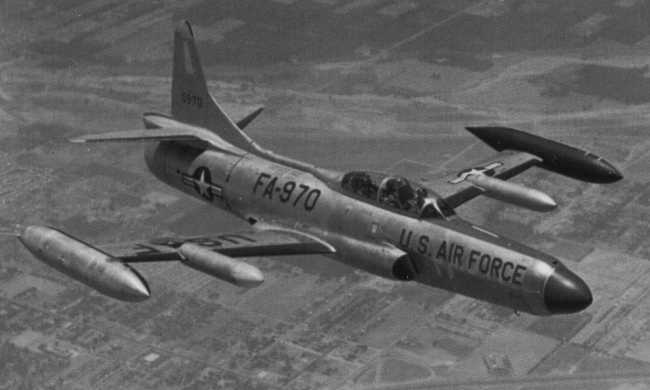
[0,1,649,389]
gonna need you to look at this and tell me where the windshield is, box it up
[341,171,454,219]
[377,176,426,213]
[341,171,380,200]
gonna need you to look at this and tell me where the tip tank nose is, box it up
[118,265,151,301]
[535,191,558,212]
[600,160,623,182]
[232,263,265,288]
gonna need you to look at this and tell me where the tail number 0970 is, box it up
[253,173,321,211]
[181,91,203,108]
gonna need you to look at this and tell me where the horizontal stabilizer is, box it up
[236,107,264,130]
[70,128,196,143]
[70,127,244,155]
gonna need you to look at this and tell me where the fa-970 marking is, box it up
[253,172,321,211]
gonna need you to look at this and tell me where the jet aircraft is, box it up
[18,21,623,316]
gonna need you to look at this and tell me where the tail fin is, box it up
[171,20,255,151]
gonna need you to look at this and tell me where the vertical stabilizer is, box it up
[171,20,254,151]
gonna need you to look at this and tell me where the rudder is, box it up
[171,20,254,151]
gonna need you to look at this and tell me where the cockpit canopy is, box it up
[340,171,455,219]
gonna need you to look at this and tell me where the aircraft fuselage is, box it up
[16,20,601,317]
[145,135,591,316]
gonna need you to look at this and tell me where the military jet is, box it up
[18,21,623,316]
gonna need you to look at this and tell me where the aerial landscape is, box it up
[2,0,650,389]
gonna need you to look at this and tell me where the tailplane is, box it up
[68,20,338,184]
[171,20,255,151]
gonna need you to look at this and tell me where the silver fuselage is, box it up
[145,140,565,316]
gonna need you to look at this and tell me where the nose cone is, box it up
[544,265,592,314]
[599,160,623,183]
[587,158,623,183]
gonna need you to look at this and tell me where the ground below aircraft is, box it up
[18,21,623,316]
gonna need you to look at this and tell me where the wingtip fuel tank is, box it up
[19,226,150,301]
[465,126,623,183]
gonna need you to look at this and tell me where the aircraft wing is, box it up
[390,150,544,209]
[18,224,337,299]
[428,151,543,208]
[100,227,336,262]
[390,125,622,211]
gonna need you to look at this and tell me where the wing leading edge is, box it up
[390,150,544,210]
[18,225,336,299]
[101,228,336,263]
[70,126,243,155]
[434,150,544,209]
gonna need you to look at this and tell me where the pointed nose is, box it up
[604,161,623,182]
[597,159,623,183]
[544,264,592,314]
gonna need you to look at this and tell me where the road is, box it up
[364,369,650,389]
